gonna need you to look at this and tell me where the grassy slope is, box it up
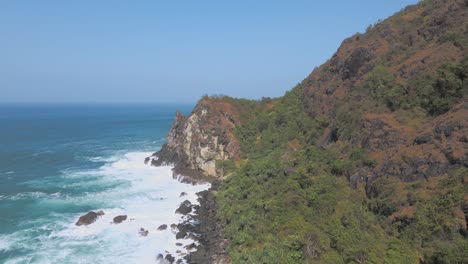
[211,0,467,263]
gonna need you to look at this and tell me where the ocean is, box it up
[0,103,209,263]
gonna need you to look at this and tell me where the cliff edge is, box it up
[148,96,242,179]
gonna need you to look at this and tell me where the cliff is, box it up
[152,0,467,263]
[148,96,242,178]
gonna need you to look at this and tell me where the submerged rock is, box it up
[157,224,168,231]
[139,228,149,237]
[156,254,164,261]
[75,211,101,226]
[113,215,127,224]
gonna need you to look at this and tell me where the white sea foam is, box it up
[2,151,210,264]
[6,191,49,201]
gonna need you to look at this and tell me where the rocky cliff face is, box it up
[149,97,241,178]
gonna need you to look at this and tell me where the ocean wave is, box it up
[5,191,49,201]
[2,151,210,263]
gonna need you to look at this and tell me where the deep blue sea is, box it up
[0,103,209,263]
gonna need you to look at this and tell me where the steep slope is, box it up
[153,0,467,263]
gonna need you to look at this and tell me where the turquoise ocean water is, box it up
[0,103,208,263]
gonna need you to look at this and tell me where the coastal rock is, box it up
[179,192,187,197]
[96,210,105,216]
[184,183,231,264]
[165,254,175,263]
[157,224,167,231]
[75,211,101,226]
[176,229,188,239]
[156,254,164,261]
[113,215,127,224]
[139,228,149,237]
[184,243,197,251]
[175,200,192,215]
[150,97,242,178]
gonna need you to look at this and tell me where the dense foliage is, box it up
[210,1,467,263]
[216,81,466,263]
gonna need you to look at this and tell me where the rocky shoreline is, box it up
[146,152,230,263]
[183,180,230,264]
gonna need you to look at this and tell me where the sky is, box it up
[0,0,419,103]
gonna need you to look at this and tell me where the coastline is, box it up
[146,152,229,264]
[184,180,230,264]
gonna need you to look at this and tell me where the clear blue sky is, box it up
[0,0,419,103]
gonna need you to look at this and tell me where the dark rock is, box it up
[179,192,187,197]
[75,211,100,226]
[157,224,167,231]
[184,243,197,251]
[176,243,183,246]
[170,224,177,229]
[342,47,373,79]
[175,200,192,215]
[176,229,187,239]
[353,114,407,151]
[139,228,149,237]
[113,215,127,224]
[96,210,105,216]
[165,254,175,263]
[318,124,338,148]
[184,182,231,263]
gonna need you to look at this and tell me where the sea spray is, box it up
[2,152,209,263]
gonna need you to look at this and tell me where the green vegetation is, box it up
[359,57,467,116]
[215,83,426,263]
[209,1,467,263]
[216,79,466,262]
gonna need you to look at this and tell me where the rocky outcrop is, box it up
[157,224,168,231]
[374,100,468,182]
[175,200,193,215]
[113,215,127,224]
[353,113,410,151]
[139,228,149,237]
[359,99,468,199]
[149,97,241,178]
[75,211,104,226]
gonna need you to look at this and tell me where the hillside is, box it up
[154,0,467,263]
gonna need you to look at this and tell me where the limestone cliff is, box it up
[148,97,241,178]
